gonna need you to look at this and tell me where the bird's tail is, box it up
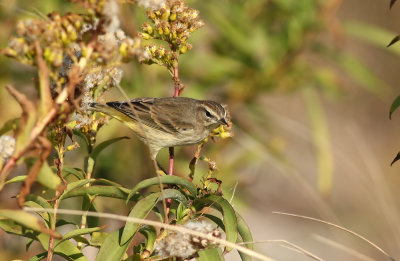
[87,102,137,130]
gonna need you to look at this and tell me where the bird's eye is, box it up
[205,110,212,118]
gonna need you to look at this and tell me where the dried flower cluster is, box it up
[154,220,222,259]
[140,0,204,72]
[3,0,146,99]
[137,0,167,10]
[0,135,16,167]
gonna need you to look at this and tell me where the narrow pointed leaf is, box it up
[36,161,61,190]
[388,35,400,47]
[90,232,108,247]
[55,226,105,248]
[28,252,47,261]
[0,219,38,238]
[0,118,19,136]
[59,179,96,200]
[139,225,157,253]
[193,195,238,251]
[53,166,85,180]
[198,248,224,261]
[96,227,130,261]
[236,212,254,261]
[389,96,400,119]
[391,152,400,165]
[0,209,47,233]
[121,192,160,244]
[61,185,129,200]
[4,175,27,185]
[127,176,196,202]
[24,201,51,224]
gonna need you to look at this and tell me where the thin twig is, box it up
[24,207,275,261]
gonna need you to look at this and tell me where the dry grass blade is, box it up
[24,207,275,261]
[272,211,395,261]
[239,239,324,261]
[313,234,375,261]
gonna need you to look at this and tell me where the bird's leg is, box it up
[168,147,174,175]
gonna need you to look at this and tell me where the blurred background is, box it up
[1,0,400,260]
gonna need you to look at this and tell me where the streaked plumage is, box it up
[89,97,229,159]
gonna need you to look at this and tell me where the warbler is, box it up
[89,97,229,160]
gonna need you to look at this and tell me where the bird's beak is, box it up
[219,118,229,126]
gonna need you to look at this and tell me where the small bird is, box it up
[89,97,229,160]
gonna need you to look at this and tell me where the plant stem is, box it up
[48,142,65,261]
[166,64,179,219]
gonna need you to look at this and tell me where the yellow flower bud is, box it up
[180,45,187,54]
[141,33,151,40]
[163,27,170,35]
[66,144,76,151]
[161,9,170,20]
[119,42,128,56]
[169,13,177,21]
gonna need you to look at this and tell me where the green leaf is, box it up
[162,189,189,207]
[28,252,47,261]
[36,161,61,190]
[0,209,47,233]
[121,192,160,244]
[58,166,85,180]
[24,201,51,225]
[127,176,197,203]
[202,214,225,230]
[0,219,38,238]
[61,185,130,200]
[389,96,400,119]
[90,232,108,247]
[193,195,238,252]
[0,118,19,136]
[236,212,254,261]
[26,238,35,251]
[96,227,130,261]
[4,175,26,185]
[198,248,224,261]
[82,194,99,228]
[90,136,129,161]
[176,202,191,222]
[59,179,96,200]
[36,233,88,261]
[54,226,105,248]
[139,225,157,253]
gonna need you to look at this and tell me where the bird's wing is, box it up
[106,98,195,134]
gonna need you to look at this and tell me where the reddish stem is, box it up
[168,64,180,176]
[168,147,174,175]
[166,65,179,219]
